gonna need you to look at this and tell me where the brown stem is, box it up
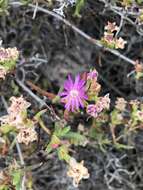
[26,80,56,100]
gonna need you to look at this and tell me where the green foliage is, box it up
[0,59,17,71]
[0,124,16,134]
[54,124,86,146]
[0,185,9,190]
[130,103,139,126]
[20,0,32,5]
[46,121,87,162]
[74,0,85,17]
[11,80,20,95]
[57,145,70,162]
[11,170,22,190]
[54,125,71,137]
[34,109,47,119]
[89,128,111,152]
[64,131,87,145]
[0,0,8,15]
[114,142,133,150]
[136,0,143,4]
[111,110,123,126]
[46,134,61,153]
[101,41,114,49]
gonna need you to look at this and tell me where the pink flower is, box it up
[104,32,114,43]
[87,102,103,118]
[60,74,87,112]
[115,37,127,49]
[87,94,110,118]
[105,22,119,32]
[51,144,59,149]
[87,104,98,118]
[87,69,98,81]
[0,47,19,62]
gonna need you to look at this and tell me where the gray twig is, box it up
[10,1,135,66]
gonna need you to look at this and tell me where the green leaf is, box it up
[0,124,16,134]
[74,0,85,17]
[0,59,17,72]
[111,110,122,125]
[136,0,143,4]
[97,134,111,152]
[34,109,47,120]
[57,145,70,162]
[114,142,133,150]
[0,0,8,14]
[11,80,19,95]
[20,0,32,5]
[46,135,61,153]
[65,132,86,145]
[0,185,9,190]
[46,144,52,154]
[55,126,71,137]
[11,170,22,190]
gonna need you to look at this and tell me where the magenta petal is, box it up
[64,80,72,90]
[65,100,71,111]
[74,74,80,87]
[60,73,87,112]
[68,74,74,86]
[83,94,88,100]
[77,80,85,88]
[78,97,84,108]
[71,99,75,112]
[75,98,79,110]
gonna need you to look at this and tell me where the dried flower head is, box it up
[0,47,19,63]
[100,94,110,110]
[88,81,101,96]
[134,60,143,73]
[105,22,119,32]
[0,170,9,184]
[102,23,127,50]
[60,74,87,112]
[87,94,110,118]
[0,65,7,79]
[0,96,31,129]
[130,99,140,106]
[8,96,31,115]
[115,37,127,49]
[67,158,89,187]
[115,97,127,111]
[87,104,98,118]
[0,171,5,182]
[0,114,24,128]
[87,69,98,81]
[17,127,37,145]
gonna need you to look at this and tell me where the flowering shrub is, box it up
[0,47,19,79]
[1,0,143,190]
[101,22,127,49]
[60,74,87,111]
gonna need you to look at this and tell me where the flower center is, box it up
[70,90,79,98]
